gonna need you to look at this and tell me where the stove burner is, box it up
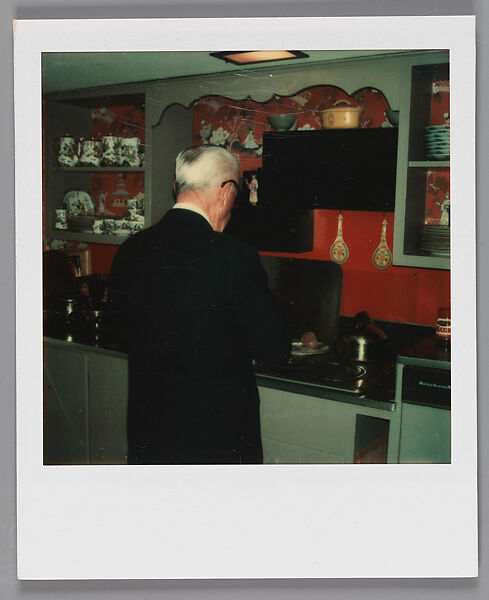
[321,362,367,382]
[273,353,391,395]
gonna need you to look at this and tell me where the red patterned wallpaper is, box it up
[192,85,450,326]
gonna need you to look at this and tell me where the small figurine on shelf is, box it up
[437,194,450,227]
[98,190,106,216]
[246,173,259,206]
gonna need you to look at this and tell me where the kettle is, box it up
[336,311,391,363]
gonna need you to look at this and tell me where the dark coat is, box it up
[108,208,291,465]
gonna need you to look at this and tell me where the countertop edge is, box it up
[255,373,397,412]
[396,354,451,370]
[43,336,129,359]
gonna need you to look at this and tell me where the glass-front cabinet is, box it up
[393,54,450,269]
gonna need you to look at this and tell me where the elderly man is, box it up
[109,145,291,465]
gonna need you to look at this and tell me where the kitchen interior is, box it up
[42,49,451,466]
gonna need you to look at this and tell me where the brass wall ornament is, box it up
[330,213,349,264]
[372,218,392,269]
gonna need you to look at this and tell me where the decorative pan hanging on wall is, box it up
[372,218,392,269]
[330,213,349,264]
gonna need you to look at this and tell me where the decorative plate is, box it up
[427,153,450,160]
[425,135,450,141]
[425,125,450,130]
[62,189,95,218]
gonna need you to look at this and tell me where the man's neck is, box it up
[173,201,212,226]
[175,189,228,231]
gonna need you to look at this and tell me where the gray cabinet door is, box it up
[88,354,128,465]
[43,346,90,465]
[259,386,356,464]
[399,403,451,463]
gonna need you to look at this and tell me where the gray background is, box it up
[1,0,486,598]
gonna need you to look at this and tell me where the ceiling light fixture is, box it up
[209,50,309,65]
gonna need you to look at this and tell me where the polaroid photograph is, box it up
[14,16,477,579]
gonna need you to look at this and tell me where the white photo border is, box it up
[14,16,477,579]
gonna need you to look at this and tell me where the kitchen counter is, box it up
[43,329,396,413]
[256,366,396,412]
[43,334,128,359]
[256,374,396,411]
[396,334,451,370]
[43,326,128,359]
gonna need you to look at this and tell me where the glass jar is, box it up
[435,306,451,349]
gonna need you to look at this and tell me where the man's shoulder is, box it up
[117,228,149,252]
[113,222,162,264]
[215,232,260,263]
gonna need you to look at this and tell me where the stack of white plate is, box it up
[424,125,450,160]
[420,224,450,257]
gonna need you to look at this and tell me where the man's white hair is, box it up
[174,145,239,196]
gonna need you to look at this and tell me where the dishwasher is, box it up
[397,360,451,464]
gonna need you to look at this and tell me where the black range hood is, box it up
[226,204,313,253]
[259,256,343,346]
[261,128,398,212]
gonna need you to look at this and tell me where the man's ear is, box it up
[219,183,231,206]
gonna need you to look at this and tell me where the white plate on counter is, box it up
[291,341,330,356]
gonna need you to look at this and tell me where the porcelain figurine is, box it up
[437,195,450,227]
[246,174,259,206]
[98,190,106,215]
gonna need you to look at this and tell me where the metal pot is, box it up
[319,100,364,129]
[336,333,389,363]
[336,312,391,363]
